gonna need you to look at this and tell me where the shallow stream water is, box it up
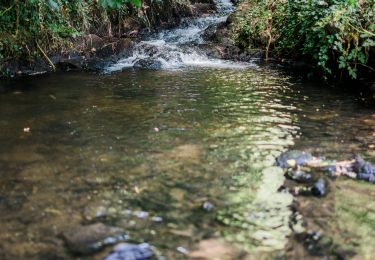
[0,0,374,259]
[0,68,374,259]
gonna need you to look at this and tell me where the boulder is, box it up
[311,178,327,197]
[134,58,163,70]
[62,223,127,255]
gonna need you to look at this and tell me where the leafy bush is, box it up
[232,0,374,80]
[0,0,141,63]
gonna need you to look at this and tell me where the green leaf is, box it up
[99,0,142,9]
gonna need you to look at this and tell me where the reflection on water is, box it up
[0,68,373,258]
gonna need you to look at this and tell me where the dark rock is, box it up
[191,3,216,16]
[276,150,313,168]
[62,223,128,255]
[56,56,85,70]
[86,58,112,71]
[311,178,327,197]
[287,168,313,183]
[351,155,375,183]
[352,155,375,175]
[134,58,163,70]
[202,24,219,42]
[357,173,375,182]
[105,243,154,260]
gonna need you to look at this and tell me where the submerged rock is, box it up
[311,178,327,197]
[276,150,313,168]
[277,150,375,184]
[62,223,128,255]
[134,58,163,70]
[297,231,356,258]
[105,243,154,260]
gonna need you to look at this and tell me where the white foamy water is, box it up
[105,0,254,72]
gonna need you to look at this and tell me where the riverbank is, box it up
[222,0,374,84]
[2,0,374,93]
[0,0,217,78]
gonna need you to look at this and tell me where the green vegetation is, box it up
[231,0,374,80]
[0,0,139,69]
[100,0,142,9]
[0,0,192,74]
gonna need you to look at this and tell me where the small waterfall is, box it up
[105,0,252,72]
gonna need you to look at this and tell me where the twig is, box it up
[349,62,375,72]
[348,23,375,37]
[0,4,14,17]
[36,42,56,71]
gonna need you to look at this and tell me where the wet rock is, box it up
[202,24,220,42]
[357,173,375,182]
[191,3,216,16]
[62,223,128,255]
[352,155,375,175]
[311,178,327,197]
[105,243,154,260]
[286,168,313,183]
[342,155,375,182]
[84,34,105,50]
[57,56,85,70]
[86,58,112,71]
[134,58,163,70]
[276,150,313,168]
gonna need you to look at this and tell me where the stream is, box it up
[0,1,374,259]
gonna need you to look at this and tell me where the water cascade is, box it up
[105,0,252,72]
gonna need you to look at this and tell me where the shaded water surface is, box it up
[0,68,374,259]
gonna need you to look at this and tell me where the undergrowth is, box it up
[232,0,374,80]
[0,0,191,74]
